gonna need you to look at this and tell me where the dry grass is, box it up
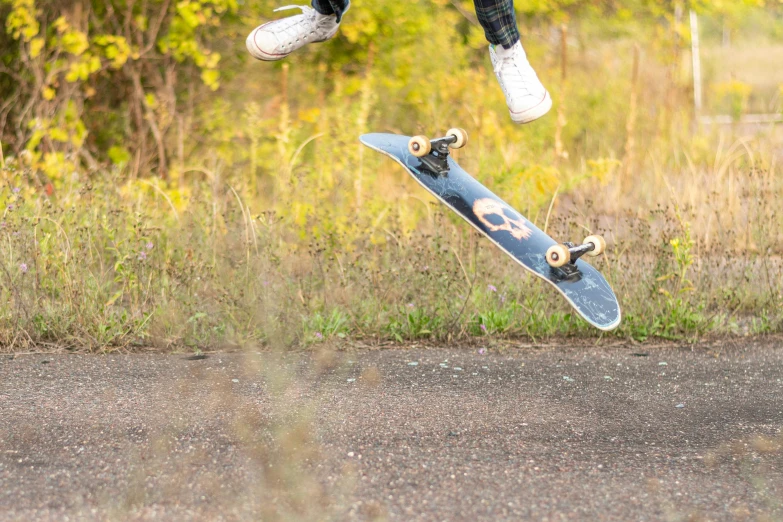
[1,16,783,351]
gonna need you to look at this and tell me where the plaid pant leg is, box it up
[311,0,349,22]
[474,0,520,49]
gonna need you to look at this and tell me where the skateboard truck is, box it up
[546,235,607,278]
[407,128,469,176]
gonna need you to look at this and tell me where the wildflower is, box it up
[488,284,497,292]
[407,303,415,309]
[315,332,323,340]
[7,205,14,211]
[19,263,28,273]
[478,348,486,355]
[12,187,20,194]
[146,242,154,250]
[499,294,506,304]
[138,251,147,261]
[480,324,487,333]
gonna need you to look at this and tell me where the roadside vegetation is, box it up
[1,0,783,351]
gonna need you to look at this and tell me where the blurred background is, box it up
[1,0,782,350]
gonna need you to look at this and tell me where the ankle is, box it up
[494,40,524,59]
[315,10,336,21]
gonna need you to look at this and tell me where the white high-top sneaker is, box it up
[246,5,343,61]
[489,42,552,124]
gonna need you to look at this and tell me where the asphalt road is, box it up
[1,341,782,521]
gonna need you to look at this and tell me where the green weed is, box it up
[386,306,444,342]
[303,309,350,343]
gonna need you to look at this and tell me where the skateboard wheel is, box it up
[409,135,431,157]
[446,127,468,149]
[583,235,606,257]
[546,244,571,268]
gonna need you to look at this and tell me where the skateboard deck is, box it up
[360,132,621,331]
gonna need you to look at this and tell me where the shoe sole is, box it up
[510,91,553,124]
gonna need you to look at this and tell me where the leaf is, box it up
[298,108,321,123]
[135,15,148,31]
[53,17,69,34]
[201,69,220,90]
[49,128,68,142]
[144,93,158,109]
[61,30,89,55]
[108,146,131,166]
[105,291,123,307]
[30,37,44,58]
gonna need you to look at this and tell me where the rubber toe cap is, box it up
[246,26,285,61]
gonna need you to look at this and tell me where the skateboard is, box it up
[360,130,621,331]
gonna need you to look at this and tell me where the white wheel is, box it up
[546,244,571,268]
[583,235,606,257]
[408,135,431,157]
[446,127,468,149]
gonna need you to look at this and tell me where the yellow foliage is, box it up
[585,158,621,185]
[60,29,89,55]
[201,69,221,90]
[712,80,753,121]
[298,108,321,123]
[5,0,39,41]
[41,151,74,180]
[30,36,44,57]
[94,35,134,69]
[65,55,101,82]
[507,165,561,210]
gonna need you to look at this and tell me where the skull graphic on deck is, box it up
[472,198,532,240]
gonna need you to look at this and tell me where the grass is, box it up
[1,22,783,352]
[1,134,782,352]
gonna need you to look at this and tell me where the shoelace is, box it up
[273,4,314,14]
[269,4,337,46]
[493,49,527,82]
[274,4,335,26]
[493,47,534,95]
[273,4,338,33]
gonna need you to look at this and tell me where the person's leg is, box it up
[474,0,520,49]
[311,0,349,22]
[246,0,349,61]
[476,0,551,124]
